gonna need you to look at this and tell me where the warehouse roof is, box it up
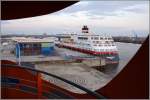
[11,37,54,43]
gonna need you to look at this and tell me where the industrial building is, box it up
[12,37,55,57]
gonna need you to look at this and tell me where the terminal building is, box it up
[12,37,55,57]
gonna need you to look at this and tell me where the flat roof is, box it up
[12,37,54,43]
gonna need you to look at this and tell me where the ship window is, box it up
[108,38,112,40]
[100,37,103,40]
[94,37,99,40]
[78,37,88,40]
[105,41,109,43]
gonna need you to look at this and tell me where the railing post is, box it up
[37,72,42,98]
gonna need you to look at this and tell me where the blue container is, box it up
[41,47,54,55]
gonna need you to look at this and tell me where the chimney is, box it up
[82,25,89,33]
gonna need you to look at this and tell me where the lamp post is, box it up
[16,43,21,65]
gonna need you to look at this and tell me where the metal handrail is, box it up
[2,64,106,99]
[1,77,72,98]
[1,76,74,98]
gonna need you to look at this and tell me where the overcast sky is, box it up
[1,1,149,37]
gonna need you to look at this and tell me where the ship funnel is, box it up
[82,25,89,33]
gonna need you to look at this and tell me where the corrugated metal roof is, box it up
[12,37,54,43]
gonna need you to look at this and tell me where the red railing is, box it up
[1,60,106,99]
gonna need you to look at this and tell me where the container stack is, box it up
[41,43,54,56]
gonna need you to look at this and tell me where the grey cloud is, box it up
[54,1,149,17]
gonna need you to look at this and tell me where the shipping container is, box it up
[41,47,54,55]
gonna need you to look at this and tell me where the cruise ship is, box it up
[56,26,119,63]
